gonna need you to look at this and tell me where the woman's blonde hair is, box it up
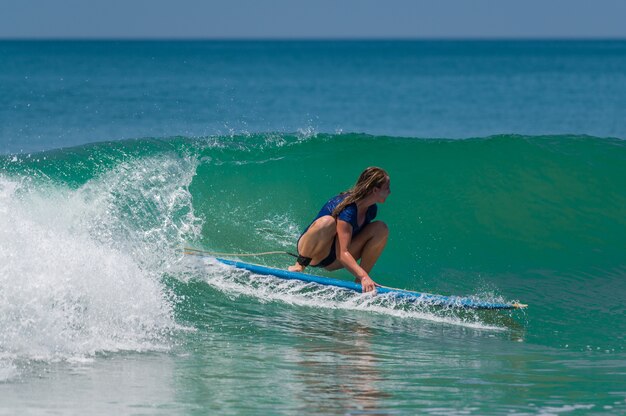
[332,167,389,218]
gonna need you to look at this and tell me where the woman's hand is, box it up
[360,275,377,293]
[335,221,378,294]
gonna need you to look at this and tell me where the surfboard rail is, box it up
[215,258,527,310]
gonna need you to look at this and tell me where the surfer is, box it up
[289,167,391,293]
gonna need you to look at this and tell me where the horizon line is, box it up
[2,36,626,42]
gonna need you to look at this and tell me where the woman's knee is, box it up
[369,220,389,237]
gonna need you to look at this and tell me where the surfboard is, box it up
[215,258,527,310]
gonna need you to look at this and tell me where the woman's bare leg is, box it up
[325,221,389,279]
[288,216,336,272]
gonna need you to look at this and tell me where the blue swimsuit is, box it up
[299,194,377,267]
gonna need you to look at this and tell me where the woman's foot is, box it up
[288,255,311,272]
[288,263,305,272]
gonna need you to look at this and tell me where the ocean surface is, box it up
[1,40,625,415]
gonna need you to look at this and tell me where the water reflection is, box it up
[288,316,392,414]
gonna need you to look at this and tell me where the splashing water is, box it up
[0,152,201,379]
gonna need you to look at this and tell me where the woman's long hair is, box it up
[331,167,389,218]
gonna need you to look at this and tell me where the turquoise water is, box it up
[1,41,626,415]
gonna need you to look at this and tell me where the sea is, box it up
[0,40,625,415]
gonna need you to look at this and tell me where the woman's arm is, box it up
[336,220,377,292]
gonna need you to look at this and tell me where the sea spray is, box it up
[0,150,201,379]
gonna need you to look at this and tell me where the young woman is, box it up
[289,167,391,293]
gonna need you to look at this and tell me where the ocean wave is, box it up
[1,132,625,360]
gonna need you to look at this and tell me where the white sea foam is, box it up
[255,215,301,248]
[0,154,200,380]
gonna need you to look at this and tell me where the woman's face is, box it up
[375,180,391,203]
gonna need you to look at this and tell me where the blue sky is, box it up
[2,0,626,39]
